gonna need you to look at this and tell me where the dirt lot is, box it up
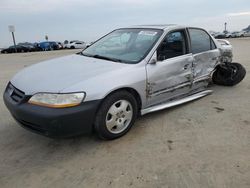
[0,39,250,188]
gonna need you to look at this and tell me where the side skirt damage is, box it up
[141,90,213,115]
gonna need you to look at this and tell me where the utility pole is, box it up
[8,25,17,53]
[224,22,227,33]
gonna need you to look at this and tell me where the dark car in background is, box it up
[214,32,226,39]
[1,45,30,54]
[18,42,41,52]
[38,41,59,51]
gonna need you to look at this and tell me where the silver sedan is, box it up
[3,25,246,139]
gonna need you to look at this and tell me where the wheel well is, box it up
[211,64,221,77]
[101,88,142,112]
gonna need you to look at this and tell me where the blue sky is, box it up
[1,0,250,47]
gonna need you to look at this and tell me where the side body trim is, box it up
[141,90,213,115]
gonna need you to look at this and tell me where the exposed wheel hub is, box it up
[106,100,133,134]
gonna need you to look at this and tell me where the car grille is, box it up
[6,83,25,103]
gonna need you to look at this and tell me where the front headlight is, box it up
[28,92,85,108]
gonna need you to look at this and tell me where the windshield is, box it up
[81,28,163,64]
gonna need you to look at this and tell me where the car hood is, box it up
[11,54,129,95]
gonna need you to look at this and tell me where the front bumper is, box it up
[3,85,101,138]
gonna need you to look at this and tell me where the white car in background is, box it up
[225,32,233,38]
[234,31,250,37]
[230,31,242,38]
[65,41,86,49]
[243,31,250,37]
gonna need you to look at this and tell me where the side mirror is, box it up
[149,51,157,64]
[149,58,157,64]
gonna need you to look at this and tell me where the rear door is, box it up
[188,28,220,85]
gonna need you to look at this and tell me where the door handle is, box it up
[183,64,189,70]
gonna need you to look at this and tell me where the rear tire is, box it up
[212,63,246,86]
[94,91,138,140]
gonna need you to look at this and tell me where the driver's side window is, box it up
[157,30,187,61]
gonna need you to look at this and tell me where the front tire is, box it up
[94,91,138,140]
[212,63,246,86]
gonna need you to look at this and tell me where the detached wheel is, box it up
[212,63,246,86]
[94,91,138,140]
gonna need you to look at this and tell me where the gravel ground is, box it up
[0,39,249,188]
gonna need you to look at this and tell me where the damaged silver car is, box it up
[4,25,246,139]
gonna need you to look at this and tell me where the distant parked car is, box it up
[65,41,86,49]
[38,41,59,51]
[209,31,219,38]
[56,42,64,49]
[18,42,41,52]
[230,32,240,38]
[243,31,250,37]
[232,31,250,37]
[225,32,233,38]
[63,40,79,48]
[1,45,30,54]
[214,32,226,39]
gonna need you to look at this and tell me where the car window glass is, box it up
[157,30,187,61]
[189,29,214,54]
[101,33,131,49]
[211,40,216,49]
[120,33,130,43]
[82,29,163,64]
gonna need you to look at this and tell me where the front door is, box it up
[146,30,194,106]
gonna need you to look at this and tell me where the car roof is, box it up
[123,24,185,30]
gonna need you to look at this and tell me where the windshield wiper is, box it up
[80,52,92,57]
[92,55,122,63]
[80,53,123,63]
